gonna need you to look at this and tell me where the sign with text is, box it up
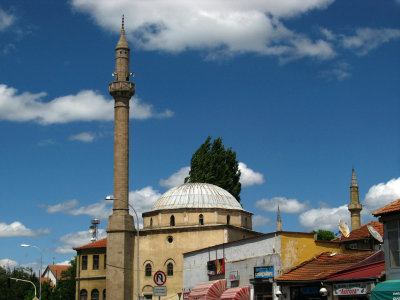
[254,266,274,279]
[334,283,367,296]
[154,286,167,296]
[229,271,239,281]
[183,292,190,300]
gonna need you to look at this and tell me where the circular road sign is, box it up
[154,270,167,286]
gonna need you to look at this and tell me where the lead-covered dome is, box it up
[151,183,243,211]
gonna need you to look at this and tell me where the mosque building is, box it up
[74,18,260,300]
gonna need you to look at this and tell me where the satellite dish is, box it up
[367,225,383,243]
[338,219,350,238]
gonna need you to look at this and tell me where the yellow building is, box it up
[74,182,261,300]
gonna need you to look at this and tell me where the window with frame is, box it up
[103,289,106,300]
[387,220,400,267]
[199,214,204,225]
[227,215,230,225]
[93,255,99,270]
[167,262,174,276]
[80,289,88,300]
[145,263,152,277]
[82,255,88,270]
[150,218,153,229]
[91,289,99,300]
[170,215,175,226]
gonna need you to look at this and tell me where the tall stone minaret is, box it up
[277,205,282,232]
[106,16,135,300]
[348,168,362,230]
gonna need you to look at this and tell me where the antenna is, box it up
[338,219,350,238]
[367,225,383,243]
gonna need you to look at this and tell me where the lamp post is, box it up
[106,195,140,300]
[21,244,42,300]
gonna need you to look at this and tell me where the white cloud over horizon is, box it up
[71,0,337,61]
[0,258,19,269]
[159,163,264,189]
[69,132,96,142]
[297,177,400,231]
[299,204,349,231]
[255,197,310,214]
[363,177,400,210]
[52,230,106,254]
[0,221,50,238]
[0,84,173,125]
[0,8,15,31]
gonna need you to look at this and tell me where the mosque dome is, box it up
[151,183,243,211]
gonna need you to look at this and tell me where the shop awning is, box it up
[188,279,227,300]
[220,286,250,300]
[370,280,400,300]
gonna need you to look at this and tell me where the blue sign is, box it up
[254,266,274,278]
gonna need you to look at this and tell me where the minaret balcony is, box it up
[109,81,135,98]
[348,203,362,211]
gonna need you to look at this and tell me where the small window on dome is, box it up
[170,215,175,226]
[227,215,230,225]
[150,218,153,229]
[199,214,204,225]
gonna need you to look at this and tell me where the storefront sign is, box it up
[229,271,239,281]
[334,282,367,295]
[254,266,274,278]
[183,293,189,300]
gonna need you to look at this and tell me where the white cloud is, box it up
[53,230,106,254]
[0,84,173,125]
[129,186,162,221]
[43,199,111,220]
[159,167,190,188]
[239,162,264,187]
[320,61,351,81]
[0,221,50,238]
[71,0,336,60]
[299,205,349,231]
[0,258,19,269]
[69,132,96,142]
[160,163,264,189]
[363,177,400,210]
[341,28,400,55]
[0,8,15,31]
[252,215,271,228]
[255,197,309,213]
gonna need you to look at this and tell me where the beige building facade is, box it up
[75,183,260,300]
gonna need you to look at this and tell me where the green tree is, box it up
[316,230,335,241]
[185,136,241,202]
[54,258,76,300]
[0,265,39,300]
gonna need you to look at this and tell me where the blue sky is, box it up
[0,0,399,273]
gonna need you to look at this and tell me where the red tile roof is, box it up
[326,251,385,280]
[74,238,107,250]
[48,265,70,279]
[276,251,375,281]
[373,199,400,216]
[332,221,383,242]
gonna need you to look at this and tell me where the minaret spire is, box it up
[348,168,362,230]
[277,205,282,232]
[106,15,135,300]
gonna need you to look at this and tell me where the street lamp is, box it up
[21,244,42,300]
[106,195,140,300]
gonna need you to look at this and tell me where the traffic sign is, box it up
[154,286,167,296]
[154,270,167,286]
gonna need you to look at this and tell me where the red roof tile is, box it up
[332,221,383,242]
[48,265,70,279]
[373,199,400,216]
[74,238,107,250]
[276,251,375,281]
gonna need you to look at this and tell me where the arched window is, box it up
[145,263,152,277]
[150,218,153,229]
[227,215,230,225]
[199,214,204,225]
[170,215,175,226]
[167,262,174,276]
[80,289,88,300]
[103,289,106,300]
[91,289,99,300]
[245,217,247,227]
